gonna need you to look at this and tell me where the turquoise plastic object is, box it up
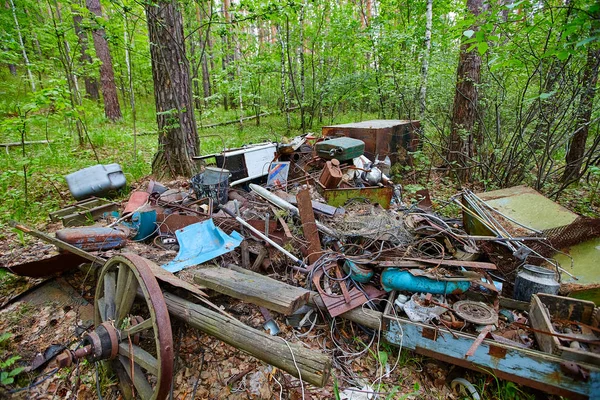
[162,219,243,273]
[343,260,374,283]
[129,210,157,241]
[381,269,471,294]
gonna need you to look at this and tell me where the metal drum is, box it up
[513,264,560,302]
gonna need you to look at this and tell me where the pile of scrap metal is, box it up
[5,120,600,399]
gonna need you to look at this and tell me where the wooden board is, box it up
[530,294,600,366]
[192,266,310,315]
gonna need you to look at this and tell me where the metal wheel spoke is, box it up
[118,355,154,400]
[118,342,158,375]
[103,271,117,321]
[124,318,153,337]
[116,272,138,322]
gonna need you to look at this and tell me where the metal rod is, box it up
[219,206,308,273]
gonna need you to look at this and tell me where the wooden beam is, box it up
[193,265,310,315]
[162,291,331,387]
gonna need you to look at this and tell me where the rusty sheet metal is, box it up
[55,227,129,251]
[123,191,150,214]
[156,213,208,234]
[322,120,421,164]
[322,186,393,208]
[385,315,600,399]
[273,190,342,216]
[312,265,386,317]
[246,219,286,245]
[4,253,90,278]
[297,189,321,265]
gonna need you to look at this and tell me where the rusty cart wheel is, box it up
[91,253,173,400]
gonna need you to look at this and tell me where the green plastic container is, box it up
[315,137,365,161]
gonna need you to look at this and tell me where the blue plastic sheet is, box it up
[161,219,243,273]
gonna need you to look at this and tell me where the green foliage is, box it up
[0,333,24,386]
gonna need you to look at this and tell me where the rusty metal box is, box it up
[322,119,421,164]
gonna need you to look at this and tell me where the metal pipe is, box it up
[249,184,337,237]
[219,205,308,273]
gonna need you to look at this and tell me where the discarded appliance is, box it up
[193,142,277,186]
[513,264,560,302]
[191,167,230,206]
[162,219,243,273]
[315,137,365,161]
[65,163,126,200]
[49,197,119,227]
[55,226,129,251]
[381,269,471,294]
[322,119,421,163]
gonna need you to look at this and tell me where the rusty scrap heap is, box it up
[4,120,600,400]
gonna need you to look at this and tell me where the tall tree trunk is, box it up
[9,0,35,92]
[299,2,305,131]
[86,0,122,120]
[146,0,198,179]
[447,0,485,183]
[277,25,290,130]
[221,0,231,111]
[73,5,100,101]
[419,0,433,117]
[562,44,600,183]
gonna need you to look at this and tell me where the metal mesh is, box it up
[528,217,600,259]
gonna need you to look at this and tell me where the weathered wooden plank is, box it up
[162,292,331,387]
[385,317,600,399]
[192,266,310,315]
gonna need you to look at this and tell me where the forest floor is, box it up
[1,94,598,399]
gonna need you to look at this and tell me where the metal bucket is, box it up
[190,167,230,206]
[513,264,560,302]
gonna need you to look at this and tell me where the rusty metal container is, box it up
[319,159,343,189]
[55,227,129,251]
[322,119,421,164]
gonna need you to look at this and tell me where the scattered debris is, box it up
[4,123,600,399]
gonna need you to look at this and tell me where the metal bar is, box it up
[218,206,308,273]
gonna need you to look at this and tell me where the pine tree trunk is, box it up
[146,0,199,180]
[73,7,99,101]
[447,0,484,183]
[86,0,121,120]
[562,45,600,183]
